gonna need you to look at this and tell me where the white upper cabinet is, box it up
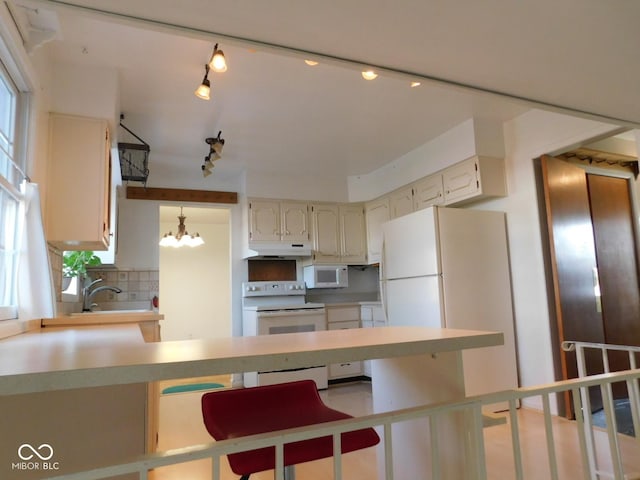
[339,204,367,264]
[310,203,341,263]
[365,197,390,264]
[46,113,111,251]
[310,203,367,264]
[249,200,280,242]
[249,199,309,244]
[389,186,414,219]
[280,201,310,243]
[413,174,444,211]
[442,156,507,206]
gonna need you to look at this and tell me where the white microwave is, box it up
[303,265,349,289]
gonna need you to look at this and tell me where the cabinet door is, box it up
[327,320,363,379]
[327,305,361,323]
[365,197,390,264]
[249,200,281,242]
[413,174,444,211]
[339,204,367,264]
[46,113,110,250]
[443,157,480,204]
[281,201,309,243]
[311,204,341,263]
[389,186,414,219]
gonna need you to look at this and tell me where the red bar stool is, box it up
[201,380,380,480]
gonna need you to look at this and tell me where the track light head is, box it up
[195,65,211,100]
[209,43,228,72]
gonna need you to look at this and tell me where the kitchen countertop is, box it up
[42,310,164,327]
[0,324,502,396]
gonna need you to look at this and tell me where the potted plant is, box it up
[62,250,102,290]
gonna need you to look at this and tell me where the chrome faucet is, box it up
[82,278,123,312]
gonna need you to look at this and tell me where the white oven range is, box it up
[241,281,328,389]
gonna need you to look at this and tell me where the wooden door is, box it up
[542,155,640,415]
[588,174,640,380]
[540,155,606,414]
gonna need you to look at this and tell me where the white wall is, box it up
[159,210,231,341]
[348,118,505,202]
[482,110,619,406]
[49,62,120,134]
[245,168,350,202]
[348,109,622,411]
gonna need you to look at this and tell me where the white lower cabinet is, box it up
[326,305,363,380]
[360,303,387,377]
[328,321,362,378]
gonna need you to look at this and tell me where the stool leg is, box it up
[283,465,295,480]
[240,476,250,480]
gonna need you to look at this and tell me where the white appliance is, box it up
[381,206,518,410]
[242,281,328,388]
[303,265,349,289]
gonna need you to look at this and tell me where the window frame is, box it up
[0,24,30,322]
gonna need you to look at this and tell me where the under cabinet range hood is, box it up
[244,242,312,258]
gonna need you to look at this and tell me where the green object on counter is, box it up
[161,382,224,394]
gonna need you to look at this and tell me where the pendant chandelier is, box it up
[159,207,204,248]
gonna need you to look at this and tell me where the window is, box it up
[0,58,25,320]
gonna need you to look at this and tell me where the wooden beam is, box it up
[126,186,237,204]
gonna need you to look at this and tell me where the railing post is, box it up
[383,422,394,480]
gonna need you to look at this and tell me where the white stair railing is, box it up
[562,341,640,479]
[42,343,640,480]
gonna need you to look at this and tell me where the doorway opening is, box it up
[158,205,231,342]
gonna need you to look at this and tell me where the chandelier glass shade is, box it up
[159,207,204,248]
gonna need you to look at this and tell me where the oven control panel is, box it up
[243,281,306,297]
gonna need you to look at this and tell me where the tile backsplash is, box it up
[86,268,160,310]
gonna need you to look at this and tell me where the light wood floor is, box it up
[150,381,640,480]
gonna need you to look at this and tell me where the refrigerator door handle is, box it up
[380,237,388,321]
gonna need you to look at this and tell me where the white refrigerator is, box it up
[381,206,518,407]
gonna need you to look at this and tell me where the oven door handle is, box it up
[257,309,325,317]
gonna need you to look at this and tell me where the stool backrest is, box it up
[201,380,324,440]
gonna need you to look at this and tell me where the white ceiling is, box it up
[15,0,640,188]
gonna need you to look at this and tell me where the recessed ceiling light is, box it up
[361,70,378,80]
[410,81,421,88]
[304,60,319,66]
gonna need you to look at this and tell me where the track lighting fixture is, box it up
[195,64,211,100]
[196,44,227,100]
[201,131,225,177]
[208,43,228,73]
[361,70,378,80]
[159,207,204,248]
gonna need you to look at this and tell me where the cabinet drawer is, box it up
[328,320,360,331]
[329,360,363,378]
[327,306,360,323]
